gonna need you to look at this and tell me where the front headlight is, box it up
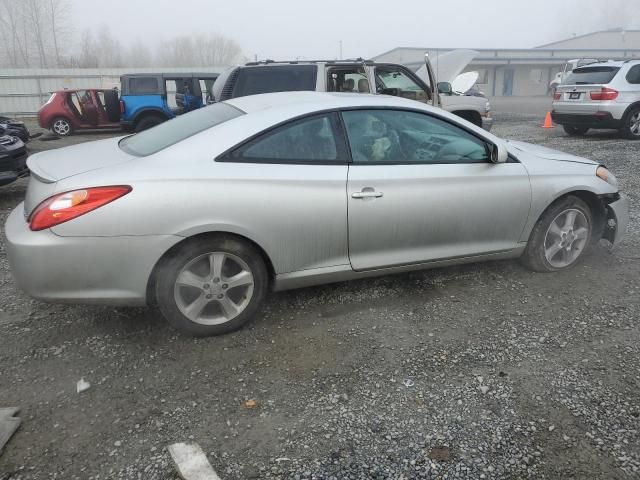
[596,166,618,188]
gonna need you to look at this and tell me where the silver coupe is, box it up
[5,92,629,336]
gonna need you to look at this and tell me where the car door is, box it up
[374,65,432,104]
[343,108,531,271]
[217,111,351,273]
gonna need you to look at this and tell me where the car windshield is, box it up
[564,66,620,85]
[119,102,244,156]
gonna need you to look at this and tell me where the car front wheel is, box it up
[155,236,268,337]
[522,196,593,273]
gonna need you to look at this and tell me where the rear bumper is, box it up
[4,204,181,306]
[551,111,621,129]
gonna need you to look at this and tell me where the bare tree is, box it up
[75,26,124,67]
[126,41,153,67]
[97,25,123,67]
[159,35,197,67]
[23,0,49,68]
[194,33,244,67]
[47,0,72,67]
[159,32,244,68]
[77,29,98,67]
[0,0,30,67]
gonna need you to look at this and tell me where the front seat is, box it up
[342,78,355,92]
[358,78,370,93]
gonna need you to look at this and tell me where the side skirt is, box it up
[273,247,526,292]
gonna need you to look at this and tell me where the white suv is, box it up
[552,60,640,139]
[211,60,493,131]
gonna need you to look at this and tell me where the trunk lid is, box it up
[24,136,134,218]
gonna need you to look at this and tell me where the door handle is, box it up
[352,190,383,199]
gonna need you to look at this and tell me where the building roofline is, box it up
[372,46,640,57]
[536,28,640,48]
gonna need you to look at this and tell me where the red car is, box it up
[38,89,121,136]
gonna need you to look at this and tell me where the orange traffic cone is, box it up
[542,112,555,129]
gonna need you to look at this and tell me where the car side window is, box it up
[225,113,344,163]
[129,77,160,94]
[341,109,490,164]
[626,65,640,84]
[375,67,430,103]
[327,67,371,93]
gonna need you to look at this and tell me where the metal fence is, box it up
[0,67,225,116]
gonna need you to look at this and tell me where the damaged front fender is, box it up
[603,194,630,246]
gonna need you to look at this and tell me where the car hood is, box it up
[451,71,479,94]
[506,140,598,166]
[27,136,133,182]
[416,49,479,85]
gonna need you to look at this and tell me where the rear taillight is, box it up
[590,88,619,101]
[119,100,125,113]
[29,186,131,231]
[553,90,562,101]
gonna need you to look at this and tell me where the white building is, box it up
[372,29,640,97]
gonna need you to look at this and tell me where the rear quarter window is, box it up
[232,65,317,98]
[128,77,161,94]
[119,102,244,156]
[564,67,620,85]
[626,65,640,85]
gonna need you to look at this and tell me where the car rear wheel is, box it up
[563,125,589,136]
[51,117,73,136]
[522,196,593,273]
[155,236,268,337]
[134,115,165,132]
[620,107,640,140]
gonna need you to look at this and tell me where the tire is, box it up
[563,125,589,136]
[521,195,593,273]
[50,117,73,136]
[103,90,121,123]
[619,106,640,140]
[134,115,165,133]
[455,111,483,128]
[155,235,268,337]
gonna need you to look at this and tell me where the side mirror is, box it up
[489,141,509,163]
[437,82,453,95]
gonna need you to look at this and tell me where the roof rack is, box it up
[244,58,375,66]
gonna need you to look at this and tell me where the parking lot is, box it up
[1,107,639,480]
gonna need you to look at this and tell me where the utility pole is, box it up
[339,40,343,60]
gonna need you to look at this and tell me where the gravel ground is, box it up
[0,116,639,480]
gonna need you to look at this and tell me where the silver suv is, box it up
[552,60,640,139]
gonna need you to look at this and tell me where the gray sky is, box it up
[75,0,639,60]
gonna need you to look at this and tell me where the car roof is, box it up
[244,59,374,66]
[574,60,632,69]
[54,89,111,93]
[224,91,433,115]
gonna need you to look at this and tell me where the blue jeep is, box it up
[119,73,219,132]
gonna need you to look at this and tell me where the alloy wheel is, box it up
[543,208,589,268]
[630,112,640,137]
[173,252,254,325]
[53,119,70,136]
